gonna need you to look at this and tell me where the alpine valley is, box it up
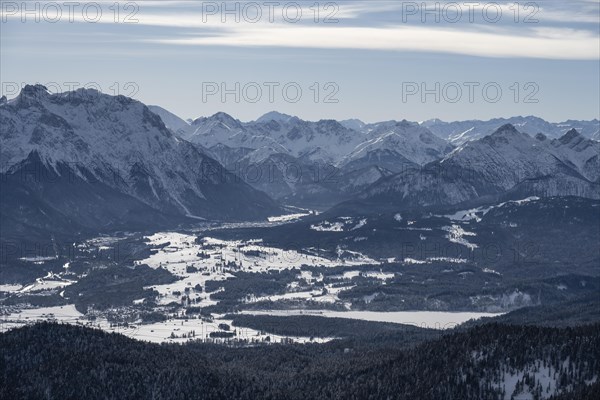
[2,86,599,400]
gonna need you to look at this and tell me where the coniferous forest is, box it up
[1,321,599,400]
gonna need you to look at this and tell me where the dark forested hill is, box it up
[1,322,599,400]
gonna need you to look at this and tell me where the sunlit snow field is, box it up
[1,220,502,344]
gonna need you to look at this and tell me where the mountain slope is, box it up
[186,112,366,164]
[0,85,281,236]
[147,105,191,138]
[340,120,453,168]
[546,129,600,182]
[423,116,600,144]
[355,124,599,210]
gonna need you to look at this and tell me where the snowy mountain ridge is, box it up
[422,116,600,144]
[149,106,598,174]
[0,85,279,225]
[357,124,600,209]
[152,110,455,168]
[340,120,453,167]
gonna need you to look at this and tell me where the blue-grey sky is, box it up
[1,0,599,123]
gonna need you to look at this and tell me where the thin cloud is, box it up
[2,0,598,60]
[147,24,599,60]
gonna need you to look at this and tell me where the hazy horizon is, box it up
[3,85,600,126]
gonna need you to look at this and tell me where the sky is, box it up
[1,0,599,123]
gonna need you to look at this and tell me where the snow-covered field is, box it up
[310,217,369,232]
[140,232,377,273]
[0,227,507,343]
[0,231,384,344]
[403,256,469,264]
[136,232,380,308]
[245,284,355,306]
[442,225,478,250]
[311,221,345,232]
[268,212,311,223]
[0,305,333,344]
[0,284,23,292]
[17,272,76,293]
[441,197,541,223]
[0,305,83,331]
[19,256,57,263]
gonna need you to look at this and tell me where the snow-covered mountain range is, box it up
[149,108,457,168]
[187,112,367,165]
[3,87,598,237]
[422,116,600,145]
[150,106,598,208]
[0,85,280,237]
[339,120,453,170]
[151,107,598,167]
[357,124,600,210]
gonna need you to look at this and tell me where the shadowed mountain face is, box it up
[203,145,394,209]
[0,85,281,240]
[423,116,600,144]
[150,111,455,207]
[150,106,599,211]
[184,112,368,166]
[5,89,594,235]
[351,124,600,211]
[181,113,453,168]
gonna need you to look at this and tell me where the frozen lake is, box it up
[241,309,503,329]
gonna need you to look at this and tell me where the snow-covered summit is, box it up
[255,111,296,124]
[423,116,600,144]
[0,86,279,221]
[341,120,453,167]
[360,124,600,209]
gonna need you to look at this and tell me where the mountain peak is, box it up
[559,128,582,144]
[256,111,294,124]
[493,123,520,136]
[191,112,240,127]
[16,84,51,105]
[1,91,280,222]
[316,118,344,128]
[0,95,6,105]
[212,111,236,121]
[480,124,529,146]
[21,84,49,95]
[339,118,365,131]
[395,119,415,129]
